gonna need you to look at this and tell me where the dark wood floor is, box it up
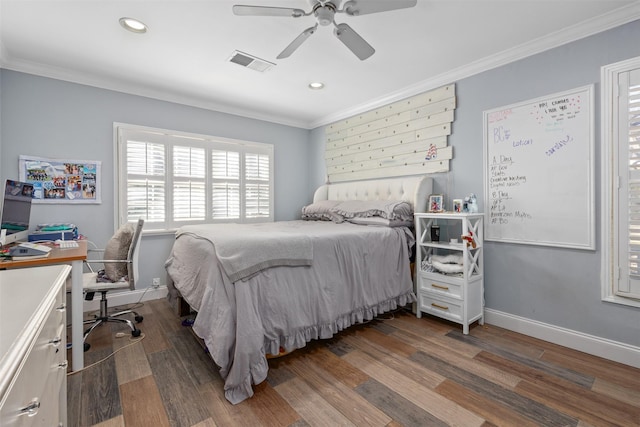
[66,298,640,427]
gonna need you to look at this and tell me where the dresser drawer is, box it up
[418,293,462,322]
[419,275,463,299]
[40,360,67,426]
[50,287,67,336]
[1,296,67,426]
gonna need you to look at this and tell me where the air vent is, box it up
[228,51,275,72]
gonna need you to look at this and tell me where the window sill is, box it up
[602,294,640,309]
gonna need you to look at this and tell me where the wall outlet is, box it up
[152,277,161,288]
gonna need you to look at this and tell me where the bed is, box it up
[165,175,433,404]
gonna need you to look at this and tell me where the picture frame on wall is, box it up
[429,194,444,213]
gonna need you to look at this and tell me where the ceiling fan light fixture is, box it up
[308,82,325,90]
[119,17,148,34]
[314,4,336,26]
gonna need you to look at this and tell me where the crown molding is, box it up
[0,40,7,69]
[2,3,639,130]
[310,2,640,129]
[0,57,310,130]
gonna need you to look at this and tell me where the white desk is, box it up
[0,241,87,371]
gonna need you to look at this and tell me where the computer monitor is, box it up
[0,179,34,246]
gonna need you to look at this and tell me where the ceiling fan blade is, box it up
[277,25,317,59]
[341,0,417,16]
[232,5,306,17]
[333,23,375,60]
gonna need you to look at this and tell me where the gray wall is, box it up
[0,71,310,287]
[309,20,640,347]
[0,71,3,169]
[454,20,640,347]
[308,126,327,199]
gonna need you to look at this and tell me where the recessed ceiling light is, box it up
[119,17,148,34]
[308,82,325,90]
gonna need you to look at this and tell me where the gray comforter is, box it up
[165,220,416,404]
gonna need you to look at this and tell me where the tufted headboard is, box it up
[313,175,433,214]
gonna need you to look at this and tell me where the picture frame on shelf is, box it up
[453,199,463,213]
[428,194,444,213]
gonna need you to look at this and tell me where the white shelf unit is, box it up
[414,213,484,334]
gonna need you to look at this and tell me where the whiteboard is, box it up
[483,85,594,249]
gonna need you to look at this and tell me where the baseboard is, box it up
[484,308,640,369]
[78,292,640,368]
[81,285,169,313]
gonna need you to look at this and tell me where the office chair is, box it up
[82,218,144,352]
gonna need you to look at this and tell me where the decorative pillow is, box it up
[103,222,135,282]
[301,200,343,222]
[347,216,413,227]
[330,200,413,221]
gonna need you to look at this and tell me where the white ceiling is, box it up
[1,0,639,129]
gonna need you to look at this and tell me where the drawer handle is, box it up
[56,303,66,312]
[431,303,449,311]
[19,399,41,417]
[431,283,449,290]
[49,337,62,347]
[58,360,69,369]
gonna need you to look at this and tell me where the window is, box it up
[602,56,640,308]
[115,124,274,231]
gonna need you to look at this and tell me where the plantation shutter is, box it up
[618,67,640,299]
[173,146,206,221]
[245,153,270,218]
[211,150,240,219]
[126,140,166,223]
[118,125,273,229]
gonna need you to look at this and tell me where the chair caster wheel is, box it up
[84,342,91,352]
[132,329,141,338]
[135,315,144,323]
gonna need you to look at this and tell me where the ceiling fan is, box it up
[232,0,418,60]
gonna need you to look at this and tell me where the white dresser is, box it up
[0,264,71,426]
